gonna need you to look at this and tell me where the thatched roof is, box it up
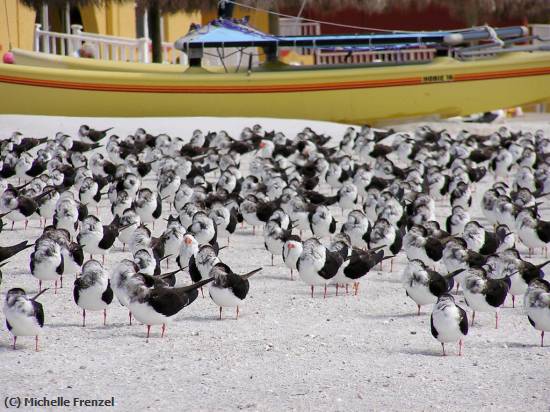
[20,0,105,7]
[20,0,550,21]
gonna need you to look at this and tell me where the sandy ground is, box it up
[0,114,549,411]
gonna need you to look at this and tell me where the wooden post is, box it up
[148,3,162,63]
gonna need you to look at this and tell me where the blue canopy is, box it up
[174,18,528,52]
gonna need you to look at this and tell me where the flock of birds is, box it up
[0,122,549,356]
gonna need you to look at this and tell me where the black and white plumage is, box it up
[334,244,388,295]
[516,209,550,254]
[430,294,468,356]
[4,288,47,351]
[117,208,141,250]
[176,232,199,270]
[110,259,139,324]
[73,259,113,326]
[187,211,217,245]
[77,215,128,261]
[282,235,302,280]
[369,218,402,267]
[30,237,64,292]
[308,205,336,238]
[78,124,113,144]
[445,205,470,235]
[340,209,371,249]
[134,188,162,226]
[53,196,80,239]
[263,220,292,266]
[188,244,221,288]
[208,262,262,319]
[524,279,550,347]
[297,237,346,297]
[209,205,237,242]
[127,273,212,341]
[462,267,510,328]
[401,259,461,315]
[462,221,502,255]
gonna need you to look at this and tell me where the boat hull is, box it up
[1,52,550,124]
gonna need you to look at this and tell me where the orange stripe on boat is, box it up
[1,66,550,94]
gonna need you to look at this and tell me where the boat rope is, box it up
[222,0,495,35]
[485,25,505,47]
[3,0,12,49]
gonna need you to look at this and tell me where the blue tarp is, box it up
[174,18,527,52]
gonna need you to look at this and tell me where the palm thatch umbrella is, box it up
[434,0,550,25]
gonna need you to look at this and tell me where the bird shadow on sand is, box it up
[399,348,447,357]
[260,274,296,281]
[47,322,87,329]
[502,341,541,349]
[365,312,421,320]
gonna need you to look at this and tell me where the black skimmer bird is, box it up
[430,294,468,356]
[134,248,160,277]
[73,259,113,326]
[158,169,181,208]
[78,176,107,215]
[462,267,510,328]
[340,210,371,249]
[297,237,346,298]
[334,244,389,296]
[188,244,221,289]
[77,216,131,263]
[78,124,113,144]
[187,211,217,245]
[117,208,141,251]
[516,208,550,256]
[369,217,402,270]
[53,196,80,239]
[31,237,64,292]
[160,222,185,267]
[263,220,292,266]
[524,279,550,347]
[176,232,199,270]
[307,205,336,239]
[36,185,59,227]
[208,263,262,320]
[127,274,212,342]
[494,248,547,307]
[3,288,48,351]
[209,204,238,244]
[110,259,139,325]
[129,223,153,255]
[282,235,302,280]
[4,188,52,230]
[445,205,470,235]
[134,188,162,228]
[462,221,505,255]
[401,260,462,315]
[489,148,514,178]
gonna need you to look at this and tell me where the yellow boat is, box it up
[2,50,550,124]
[3,15,550,125]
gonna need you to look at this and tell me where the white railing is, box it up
[531,24,550,44]
[318,48,437,65]
[33,24,187,65]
